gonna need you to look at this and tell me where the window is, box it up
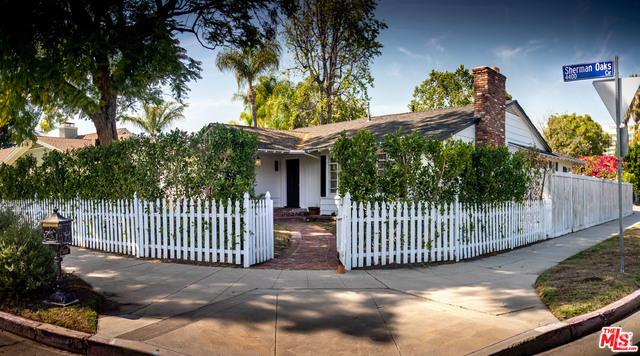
[377,154,386,177]
[320,156,326,197]
[330,157,339,194]
[562,166,568,173]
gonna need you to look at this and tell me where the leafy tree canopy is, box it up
[408,64,512,111]
[542,113,611,158]
[284,0,386,125]
[0,0,293,145]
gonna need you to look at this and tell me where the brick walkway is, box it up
[254,221,339,270]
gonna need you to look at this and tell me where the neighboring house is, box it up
[241,66,582,214]
[0,123,134,165]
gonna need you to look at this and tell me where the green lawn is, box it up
[536,226,640,320]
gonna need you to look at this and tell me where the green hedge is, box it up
[0,124,258,202]
[333,128,537,205]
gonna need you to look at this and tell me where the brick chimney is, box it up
[473,66,506,146]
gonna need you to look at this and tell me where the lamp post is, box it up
[42,208,78,306]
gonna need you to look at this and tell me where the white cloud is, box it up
[397,47,432,62]
[494,46,523,60]
[427,34,450,52]
[494,40,545,61]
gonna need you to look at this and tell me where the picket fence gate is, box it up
[2,192,274,267]
[336,193,551,270]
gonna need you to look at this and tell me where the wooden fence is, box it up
[2,193,274,267]
[547,173,633,237]
[336,193,551,270]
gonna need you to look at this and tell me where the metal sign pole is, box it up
[615,55,625,273]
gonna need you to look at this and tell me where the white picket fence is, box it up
[336,193,551,270]
[1,192,274,267]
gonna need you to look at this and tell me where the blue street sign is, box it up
[563,61,614,82]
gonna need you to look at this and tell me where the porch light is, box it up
[42,208,78,306]
[256,156,262,166]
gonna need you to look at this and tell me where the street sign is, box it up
[593,77,640,124]
[563,61,614,82]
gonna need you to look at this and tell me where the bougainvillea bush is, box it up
[573,156,625,180]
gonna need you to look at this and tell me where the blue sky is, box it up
[75,0,640,135]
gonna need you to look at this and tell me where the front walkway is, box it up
[254,221,339,270]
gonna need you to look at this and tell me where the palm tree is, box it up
[216,41,281,127]
[122,100,185,139]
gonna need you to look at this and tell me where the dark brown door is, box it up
[286,159,300,208]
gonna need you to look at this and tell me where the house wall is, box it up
[505,112,545,150]
[450,125,476,143]
[255,155,284,207]
[255,152,324,209]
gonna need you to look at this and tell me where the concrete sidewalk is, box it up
[60,211,640,355]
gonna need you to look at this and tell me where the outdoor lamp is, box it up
[42,208,78,306]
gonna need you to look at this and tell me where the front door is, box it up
[286,159,300,208]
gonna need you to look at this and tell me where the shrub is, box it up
[0,124,259,202]
[0,209,55,300]
[573,155,625,180]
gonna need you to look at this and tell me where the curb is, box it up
[469,289,640,355]
[0,311,180,355]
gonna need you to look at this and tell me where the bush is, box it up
[0,209,55,300]
[0,124,259,202]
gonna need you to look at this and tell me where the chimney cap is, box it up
[472,66,500,73]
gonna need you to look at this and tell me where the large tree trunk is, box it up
[247,85,257,127]
[326,95,333,124]
[89,59,119,146]
[89,106,118,146]
[326,86,333,124]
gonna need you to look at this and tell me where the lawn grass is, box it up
[0,273,119,333]
[535,225,640,320]
[314,221,336,236]
[274,223,292,257]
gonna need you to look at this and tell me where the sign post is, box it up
[563,57,629,273]
[614,56,624,273]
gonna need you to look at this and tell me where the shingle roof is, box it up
[294,105,478,150]
[38,128,134,151]
[77,128,133,141]
[236,105,479,151]
[37,136,94,151]
[235,126,308,151]
[0,147,17,162]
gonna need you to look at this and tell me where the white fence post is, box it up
[243,192,252,268]
[344,193,352,270]
[455,196,460,262]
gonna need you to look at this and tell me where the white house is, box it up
[241,66,582,215]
